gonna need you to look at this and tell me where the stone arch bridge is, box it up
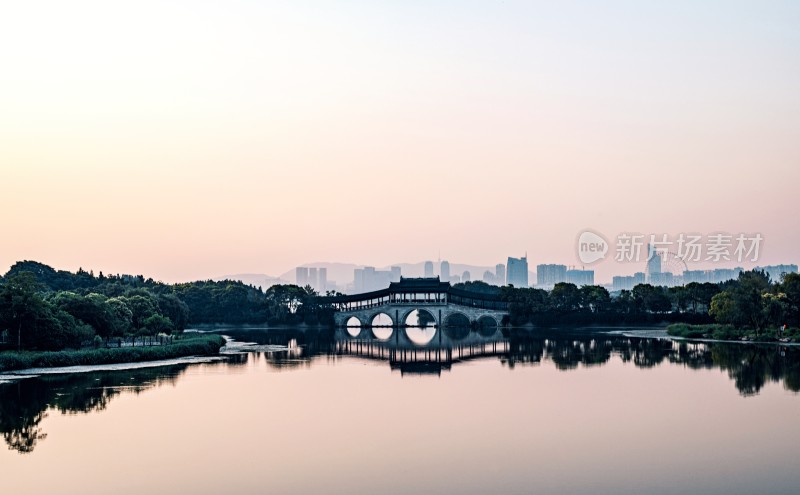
[321,277,509,329]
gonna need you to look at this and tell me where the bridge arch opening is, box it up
[405,326,437,346]
[477,316,498,336]
[444,313,470,327]
[443,313,471,340]
[370,312,394,340]
[404,309,437,346]
[371,327,393,340]
[370,312,393,327]
[345,317,362,337]
[404,309,436,328]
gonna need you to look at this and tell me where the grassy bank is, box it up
[0,334,226,373]
[667,323,799,342]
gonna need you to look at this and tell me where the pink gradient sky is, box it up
[1,1,798,284]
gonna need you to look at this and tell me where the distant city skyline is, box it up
[278,259,798,294]
[6,253,795,293]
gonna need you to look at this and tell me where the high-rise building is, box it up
[612,272,646,291]
[508,256,529,287]
[318,267,327,293]
[424,261,434,278]
[536,264,566,288]
[441,261,450,282]
[611,276,628,291]
[462,271,471,282]
[482,270,496,284]
[308,267,318,291]
[756,264,798,282]
[683,270,708,284]
[296,267,309,287]
[353,268,364,293]
[646,244,662,283]
[495,264,506,286]
[681,267,754,285]
[649,272,674,287]
[710,268,742,283]
[390,266,401,282]
[565,269,594,286]
[363,266,375,289]
[353,266,394,293]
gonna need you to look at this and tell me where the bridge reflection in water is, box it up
[333,325,508,376]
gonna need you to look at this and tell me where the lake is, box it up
[2,326,799,495]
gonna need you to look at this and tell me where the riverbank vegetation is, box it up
[0,261,332,353]
[456,279,721,326]
[664,270,800,342]
[457,269,799,337]
[0,334,226,373]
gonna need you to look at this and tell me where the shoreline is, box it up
[665,335,800,346]
[0,334,226,374]
[0,355,227,382]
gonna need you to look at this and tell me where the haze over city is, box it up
[2,1,799,283]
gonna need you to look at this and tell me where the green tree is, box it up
[762,293,789,330]
[0,273,47,350]
[550,283,581,311]
[611,290,637,314]
[778,273,800,326]
[126,295,158,330]
[51,292,117,339]
[157,293,189,332]
[709,271,773,334]
[669,286,690,312]
[632,284,671,313]
[142,314,173,335]
[106,297,133,337]
[709,291,738,325]
[580,285,610,313]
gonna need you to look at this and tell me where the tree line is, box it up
[457,268,800,331]
[456,279,722,326]
[4,260,796,351]
[0,261,333,351]
[708,270,800,334]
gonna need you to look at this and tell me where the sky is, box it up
[1,0,799,284]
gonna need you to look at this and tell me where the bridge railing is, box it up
[326,285,509,313]
[447,293,509,311]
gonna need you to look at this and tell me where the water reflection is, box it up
[405,326,437,346]
[501,332,800,399]
[372,327,393,340]
[2,327,800,455]
[0,365,188,454]
[404,309,436,327]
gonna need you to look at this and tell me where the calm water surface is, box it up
[2,327,799,495]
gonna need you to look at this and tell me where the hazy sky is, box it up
[2,1,798,283]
